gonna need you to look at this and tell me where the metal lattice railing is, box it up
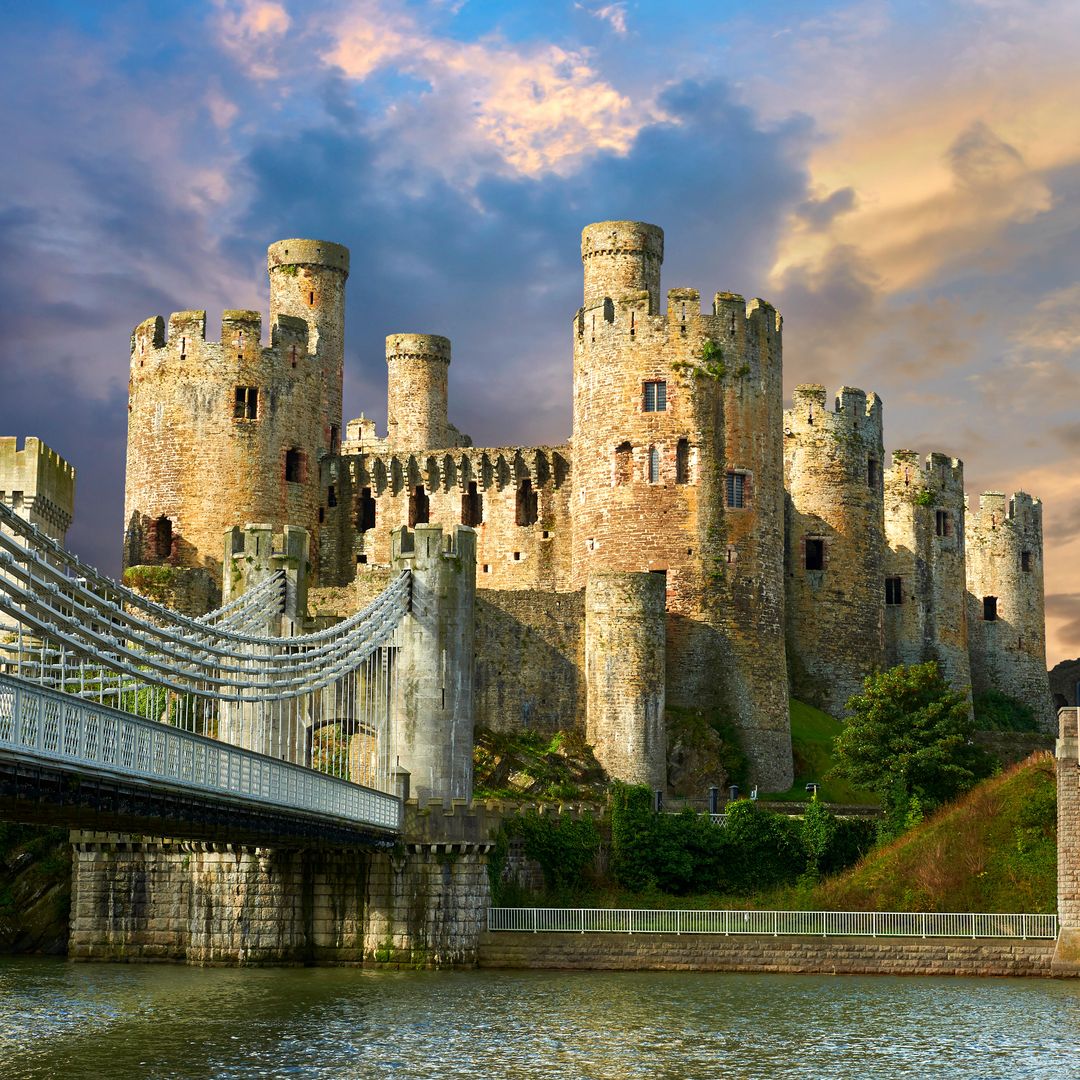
[486,908,1059,939]
[0,675,401,830]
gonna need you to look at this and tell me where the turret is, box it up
[966,491,1054,729]
[784,385,885,715]
[581,220,664,314]
[883,450,971,698]
[267,239,349,456]
[386,333,452,450]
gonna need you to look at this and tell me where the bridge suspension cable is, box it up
[0,502,411,796]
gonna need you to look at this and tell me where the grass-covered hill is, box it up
[798,752,1056,913]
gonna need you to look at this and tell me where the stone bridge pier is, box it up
[1055,707,1080,975]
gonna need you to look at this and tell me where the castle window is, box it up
[516,478,538,526]
[935,509,952,537]
[676,439,690,484]
[234,386,258,420]
[309,291,315,305]
[648,446,660,483]
[330,425,340,454]
[1021,550,1032,572]
[983,596,998,621]
[643,380,667,412]
[409,485,429,527]
[885,577,903,605]
[357,487,376,531]
[462,480,483,527]
[356,554,367,565]
[726,470,749,509]
[327,485,337,508]
[805,538,825,571]
[614,442,632,485]
[867,457,879,488]
[318,507,325,523]
[284,448,304,483]
[153,516,172,560]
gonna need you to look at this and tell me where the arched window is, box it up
[676,439,690,484]
[409,485,429,527]
[462,481,483,527]
[516,478,538,526]
[153,516,172,559]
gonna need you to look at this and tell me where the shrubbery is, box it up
[973,689,1039,733]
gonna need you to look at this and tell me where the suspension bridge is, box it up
[0,501,412,846]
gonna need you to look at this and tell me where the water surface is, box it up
[1,958,1077,1079]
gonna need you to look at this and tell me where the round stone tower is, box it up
[581,220,664,314]
[385,333,452,449]
[883,450,971,697]
[585,572,667,790]
[784,385,885,716]
[571,219,792,792]
[966,491,1055,729]
[124,239,348,608]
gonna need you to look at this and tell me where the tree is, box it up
[831,662,994,837]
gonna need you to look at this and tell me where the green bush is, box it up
[973,689,1039,733]
[489,810,600,904]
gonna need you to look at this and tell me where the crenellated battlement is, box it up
[785,384,883,446]
[0,436,76,542]
[886,449,965,500]
[967,490,1043,535]
[348,445,570,498]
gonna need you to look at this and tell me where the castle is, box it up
[121,221,1055,792]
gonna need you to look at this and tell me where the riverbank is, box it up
[477,930,1058,977]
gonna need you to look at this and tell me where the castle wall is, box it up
[571,221,791,791]
[475,589,586,734]
[0,436,75,543]
[124,240,347,595]
[966,492,1055,729]
[337,446,572,592]
[883,451,971,698]
[784,385,885,716]
[1054,708,1080,974]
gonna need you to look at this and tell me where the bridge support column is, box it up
[391,525,476,804]
[1054,708,1080,975]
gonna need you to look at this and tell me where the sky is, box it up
[1,0,1078,664]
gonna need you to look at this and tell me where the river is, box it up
[1,959,1078,1078]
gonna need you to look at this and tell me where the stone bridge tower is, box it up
[571,220,792,792]
[123,240,348,611]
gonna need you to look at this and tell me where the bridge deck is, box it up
[0,675,402,847]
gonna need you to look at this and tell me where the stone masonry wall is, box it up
[883,451,971,699]
[340,446,572,592]
[477,930,1056,977]
[966,491,1055,730]
[1055,708,1080,974]
[474,588,586,733]
[784,385,885,716]
[69,832,491,968]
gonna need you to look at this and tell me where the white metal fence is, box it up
[0,674,401,832]
[487,907,1059,939]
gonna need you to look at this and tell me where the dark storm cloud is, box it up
[1046,594,1080,652]
[795,186,857,230]
[232,78,813,447]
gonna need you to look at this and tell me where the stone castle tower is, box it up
[966,491,1054,727]
[784,385,885,716]
[572,221,792,791]
[119,218,1057,794]
[124,240,348,604]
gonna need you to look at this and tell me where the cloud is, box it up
[213,0,292,79]
[576,3,629,35]
[795,186,856,230]
[319,1,656,177]
[1046,594,1080,654]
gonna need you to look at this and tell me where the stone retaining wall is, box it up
[478,931,1058,978]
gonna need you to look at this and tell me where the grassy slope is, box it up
[765,699,878,804]
[792,752,1057,913]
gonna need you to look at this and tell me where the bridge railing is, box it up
[487,908,1059,939]
[0,674,401,832]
